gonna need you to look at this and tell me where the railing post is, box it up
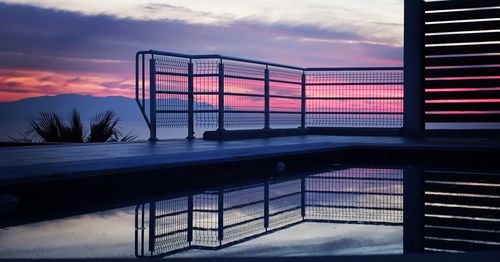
[187,61,195,140]
[142,54,145,110]
[301,72,306,128]
[218,189,224,244]
[264,67,270,130]
[301,177,306,218]
[149,58,157,142]
[148,202,156,253]
[218,61,225,131]
[264,182,269,230]
[187,194,193,245]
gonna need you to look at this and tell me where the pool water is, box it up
[0,166,499,258]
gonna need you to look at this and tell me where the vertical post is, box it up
[403,168,425,253]
[264,66,270,130]
[301,177,306,218]
[141,204,145,255]
[264,182,269,230]
[187,61,195,139]
[218,61,225,131]
[149,59,157,142]
[148,202,156,253]
[217,189,224,244]
[187,194,193,245]
[300,72,306,128]
[142,54,145,110]
[135,54,139,106]
[404,0,425,137]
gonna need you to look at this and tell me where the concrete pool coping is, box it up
[1,135,499,186]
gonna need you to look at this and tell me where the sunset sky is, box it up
[0,0,403,102]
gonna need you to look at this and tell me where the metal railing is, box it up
[136,50,404,140]
[135,168,403,257]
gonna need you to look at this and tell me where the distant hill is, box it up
[0,94,216,141]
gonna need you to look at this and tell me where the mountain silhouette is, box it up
[0,94,217,141]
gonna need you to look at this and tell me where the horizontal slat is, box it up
[225,92,264,97]
[425,194,500,208]
[424,0,500,12]
[425,216,500,231]
[425,32,500,45]
[306,112,402,115]
[425,8,500,22]
[425,67,500,78]
[425,205,500,219]
[425,226,500,243]
[425,102,500,111]
[424,238,500,252]
[307,97,402,100]
[224,74,264,82]
[269,94,301,99]
[425,79,500,89]
[425,43,500,56]
[425,20,500,33]
[424,171,500,183]
[269,78,301,85]
[425,182,500,196]
[305,82,403,86]
[425,55,500,67]
[425,90,500,100]
[426,113,500,122]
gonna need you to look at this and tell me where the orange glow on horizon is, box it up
[0,68,135,102]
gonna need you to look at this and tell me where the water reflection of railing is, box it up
[135,168,403,257]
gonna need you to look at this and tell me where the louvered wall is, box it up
[424,0,500,125]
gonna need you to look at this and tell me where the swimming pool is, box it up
[1,164,498,258]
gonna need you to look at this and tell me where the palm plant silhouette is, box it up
[25,109,136,143]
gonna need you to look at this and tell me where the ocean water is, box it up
[2,119,499,142]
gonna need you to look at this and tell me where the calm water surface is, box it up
[1,166,499,258]
[0,209,402,258]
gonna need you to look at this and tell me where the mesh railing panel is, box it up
[305,70,404,128]
[223,60,266,128]
[193,59,219,127]
[269,66,303,128]
[155,56,190,128]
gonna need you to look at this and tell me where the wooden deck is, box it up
[1,135,500,186]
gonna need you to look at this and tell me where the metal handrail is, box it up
[138,50,403,71]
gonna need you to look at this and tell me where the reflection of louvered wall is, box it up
[424,170,500,252]
[424,0,500,124]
